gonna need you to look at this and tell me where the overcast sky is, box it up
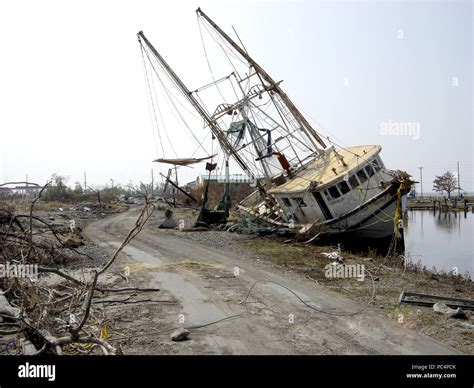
[0,0,472,193]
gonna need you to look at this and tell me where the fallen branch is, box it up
[98,199,154,275]
[50,336,116,355]
[70,270,98,340]
[27,182,51,259]
[97,287,160,293]
[1,189,157,356]
[37,266,84,285]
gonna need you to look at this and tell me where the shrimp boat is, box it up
[138,8,413,245]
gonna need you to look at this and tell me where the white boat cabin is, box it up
[268,145,392,224]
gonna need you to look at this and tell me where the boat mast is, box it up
[137,31,259,184]
[196,7,327,152]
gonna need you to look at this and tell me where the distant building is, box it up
[2,185,42,197]
[0,187,13,196]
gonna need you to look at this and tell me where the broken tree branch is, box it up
[98,199,154,275]
[70,270,98,340]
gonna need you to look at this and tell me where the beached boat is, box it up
[137,8,413,245]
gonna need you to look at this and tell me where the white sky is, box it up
[0,0,472,192]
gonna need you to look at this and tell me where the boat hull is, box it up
[238,180,409,241]
[323,186,403,239]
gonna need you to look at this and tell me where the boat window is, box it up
[324,190,332,201]
[328,186,341,199]
[348,175,359,188]
[282,197,291,207]
[377,157,385,169]
[365,165,375,177]
[372,158,381,171]
[294,197,307,207]
[357,169,368,184]
[338,181,350,195]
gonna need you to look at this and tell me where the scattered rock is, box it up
[159,218,177,229]
[170,328,190,342]
[433,302,467,319]
[159,209,178,229]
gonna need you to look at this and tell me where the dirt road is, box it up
[85,207,457,355]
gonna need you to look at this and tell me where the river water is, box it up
[404,209,473,276]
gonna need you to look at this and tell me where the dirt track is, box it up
[84,206,458,355]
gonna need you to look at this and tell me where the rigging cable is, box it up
[142,45,209,155]
[145,54,179,158]
[197,15,228,103]
[140,42,166,158]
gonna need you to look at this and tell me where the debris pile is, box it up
[0,189,156,355]
[220,217,295,237]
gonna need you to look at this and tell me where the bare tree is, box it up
[433,171,459,198]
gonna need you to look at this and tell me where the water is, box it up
[404,209,474,276]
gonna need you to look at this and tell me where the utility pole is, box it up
[174,166,179,203]
[457,161,461,197]
[110,179,114,199]
[84,172,87,194]
[151,168,154,197]
[418,167,423,198]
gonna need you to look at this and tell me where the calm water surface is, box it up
[404,209,473,276]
